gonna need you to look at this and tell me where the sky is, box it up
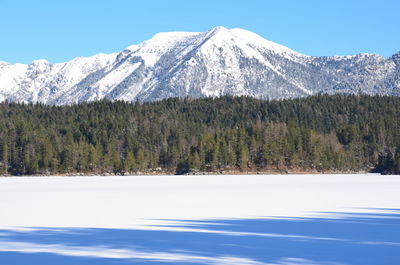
[1,0,399,64]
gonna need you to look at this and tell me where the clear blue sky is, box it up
[1,0,399,64]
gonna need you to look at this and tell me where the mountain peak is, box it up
[0,28,398,104]
[230,28,300,55]
[206,26,229,35]
[201,27,301,56]
[30,59,49,66]
[29,59,50,72]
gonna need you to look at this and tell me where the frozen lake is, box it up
[0,174,399,264]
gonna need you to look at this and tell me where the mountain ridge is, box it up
[0,26,399,104]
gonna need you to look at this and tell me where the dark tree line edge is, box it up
[0,94,399,176]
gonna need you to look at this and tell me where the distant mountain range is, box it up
[0,26,399,104]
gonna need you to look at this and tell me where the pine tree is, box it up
[239,145,249,170]
[87,145,99,171]
[136,148,146,170]
[188,151,201,171]
[1,136,9,173]
[393,147,400,174]
[124,151,136,173]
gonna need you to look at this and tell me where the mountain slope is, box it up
[0,27,399,104]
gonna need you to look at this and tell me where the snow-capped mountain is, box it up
[0,26,399,104]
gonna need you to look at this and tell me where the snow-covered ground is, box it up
[0,174,399,264]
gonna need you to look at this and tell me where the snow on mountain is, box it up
[0,27,399,104]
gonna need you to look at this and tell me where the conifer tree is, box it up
[124,151,136,173]
[188,151,201,171]
[1,136,9,173]
[393,147,400,174]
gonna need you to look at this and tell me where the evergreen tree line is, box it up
[0,94,399,175]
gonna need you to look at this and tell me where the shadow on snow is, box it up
[0,209,399,265]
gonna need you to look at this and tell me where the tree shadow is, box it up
[0,209,399,265]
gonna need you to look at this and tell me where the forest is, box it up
[0,94,399,175]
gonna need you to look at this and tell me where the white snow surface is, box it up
[0,174,399,230]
